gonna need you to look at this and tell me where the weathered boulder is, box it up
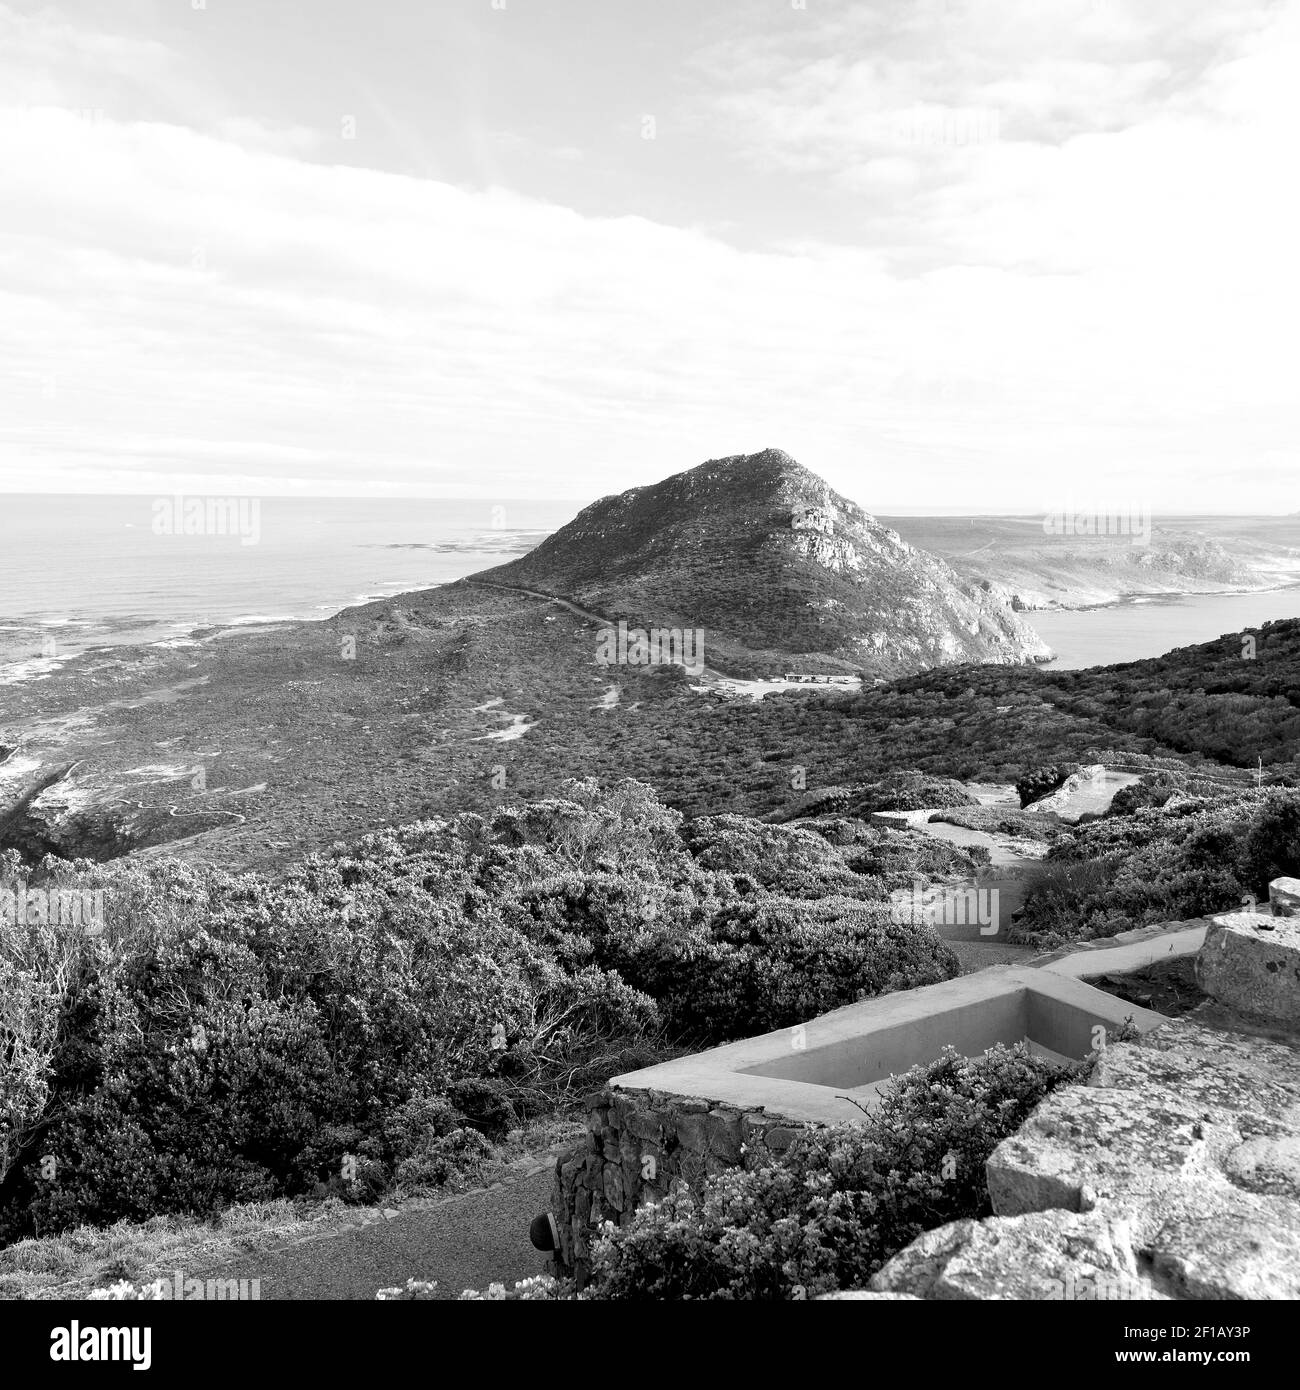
[986,1086,1236,1216]
[871,1184,1300,1300]
[867,1017,1300,1299]
[1271,877,1300,918]
[1132,1182,1300,1299]
[1222,1134,1300,1201]
[1197,911,1300,1024]
[1089,1022,1300,1134]
[870,1207,1164,1300]
[865,1219,978,1298]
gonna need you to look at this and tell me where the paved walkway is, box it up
[196,1168,556,1301]
[1031,919,1209,977]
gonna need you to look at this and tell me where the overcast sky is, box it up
[0,0,1296,511]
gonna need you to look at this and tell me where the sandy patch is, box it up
[697,676,862,702]
[476,714,534,742]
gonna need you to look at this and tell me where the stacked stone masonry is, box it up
[550,1088,809,1283]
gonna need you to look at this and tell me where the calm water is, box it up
[1030,588,1300,669]
[0,494,571,681]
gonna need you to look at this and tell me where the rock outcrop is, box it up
[867,1019,1300,1299]
[1273,878,1300,917]
[1197,911,1300,1025]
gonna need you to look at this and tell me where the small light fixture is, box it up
[529,1212,560,1252]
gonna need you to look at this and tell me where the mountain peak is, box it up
[684,447,827,497]
[472,450,1050,678]
[700,446,802,475]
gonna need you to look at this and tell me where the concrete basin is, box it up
[608,967,1167,1125]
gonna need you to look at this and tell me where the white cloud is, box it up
[0,0,1296,511]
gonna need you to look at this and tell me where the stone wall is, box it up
[550,1087,811,1285]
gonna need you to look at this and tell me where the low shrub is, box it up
[587,1042,1079,1299]
[1015,762,1080,809]
[849,772,978,814]
[1012,788,1300,943]
[376,1275,575,1300]
[394,1128,494,1192]
[927,807,1063,842]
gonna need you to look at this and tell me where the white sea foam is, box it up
[0,655,69,685]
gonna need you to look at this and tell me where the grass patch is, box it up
[0,1116,584,1300]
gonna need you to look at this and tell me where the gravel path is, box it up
[196,1168,556,1301]
[947,939,1038,973]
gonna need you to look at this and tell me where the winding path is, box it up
[195,1167,557,1301]
[459,578,731,680]
[459,578,614,630]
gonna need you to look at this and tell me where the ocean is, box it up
[0,494,573,683]
[1029,588,1300,669]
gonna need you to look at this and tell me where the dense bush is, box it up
[1015,762,1080,808]
[821,821,984,882]
[1013,788,1300,943]
[848,772,978,813]
[624,895,958,1039]
[1107,775,1183,816]
[685,815,868,897]
[587,1043,1080,1300]
[373,614,1298,829]
[1,780,956,1243]
[928,806,1063,841]
[393,1128,494,1192]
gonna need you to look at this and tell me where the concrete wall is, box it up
[596,968,1163,1124]
[741,991,1028,1088]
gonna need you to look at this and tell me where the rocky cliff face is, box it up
[474,448,1051,677]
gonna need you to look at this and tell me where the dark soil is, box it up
[1089,955,1206,1017]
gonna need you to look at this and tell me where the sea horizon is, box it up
[0,493,576,682]
[6,492,1300,686]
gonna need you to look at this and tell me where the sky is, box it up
[0,0,1296,512]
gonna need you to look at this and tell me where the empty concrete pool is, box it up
[609,966,1167,1124]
